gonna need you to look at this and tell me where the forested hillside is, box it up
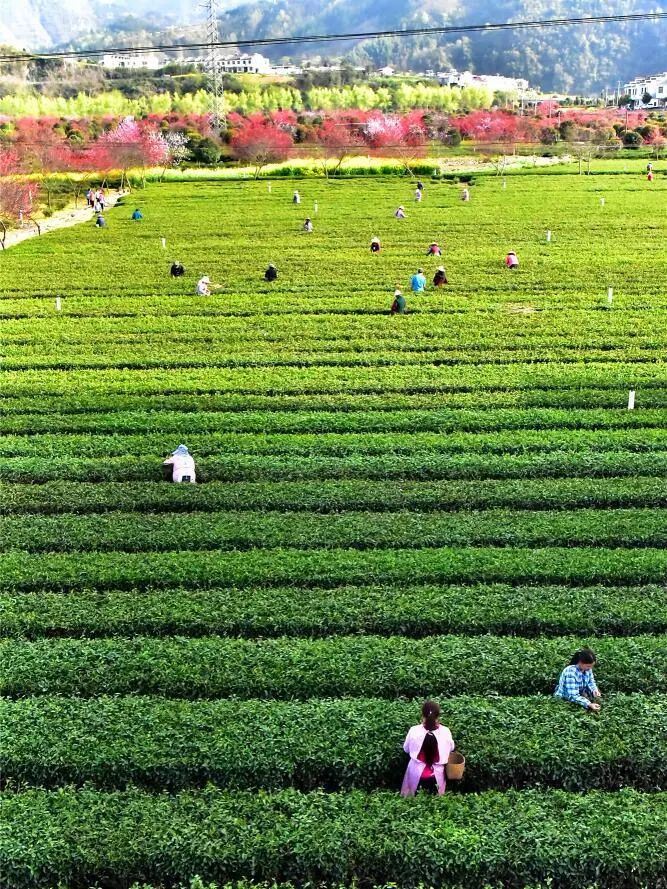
[2,0,666,92]
[218,0,667,92]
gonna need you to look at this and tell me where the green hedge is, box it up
[4,477,667,517]
[2,635,664,700]
[4,507,667,553]
[3,583,666,640]
[8,344,666,373]
[4,360,665,400]
[4,546,667,591]
[2,787,665,889]
[4,449,667,484]
[2,695,666,792]
[3,388,666,419]
[2,406,666,437]
[7,427,667,459]
[4,476,667,518]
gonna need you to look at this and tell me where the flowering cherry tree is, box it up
[363,112,427,175]
[100,117,169,187]
[0,150,39,246]
[315,118,364,178]
[230,116,294,178]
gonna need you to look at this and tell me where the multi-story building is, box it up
[100,52,167,70]
[623,72,667,107]
[218,53,272,75]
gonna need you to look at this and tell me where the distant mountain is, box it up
[216,0,667,93]
[1,0,244,51]
[0,0,97,49]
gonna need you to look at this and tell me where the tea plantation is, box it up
[1,172,666,889]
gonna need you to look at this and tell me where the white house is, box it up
[218,53,272,75]
[378,66,395,77]
[623,73,667,108]
[438,69,529,94]
[100,52,167,70]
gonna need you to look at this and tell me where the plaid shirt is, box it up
[554,665,599,708]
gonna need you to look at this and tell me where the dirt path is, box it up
[1,190,126,252]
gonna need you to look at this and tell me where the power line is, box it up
[0,11,666,64]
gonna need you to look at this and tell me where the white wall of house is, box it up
[624,73,667,107]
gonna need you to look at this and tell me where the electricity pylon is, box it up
[203,0,224,132]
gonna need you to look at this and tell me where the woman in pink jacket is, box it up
[400,700,455,796]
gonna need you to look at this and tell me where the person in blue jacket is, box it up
[132,208,143,220]
[410,268,426,293]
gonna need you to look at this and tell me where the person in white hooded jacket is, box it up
[163,444,196,483]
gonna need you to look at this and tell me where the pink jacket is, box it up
[400,724,455,796]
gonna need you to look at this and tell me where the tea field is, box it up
[1,172,666,889]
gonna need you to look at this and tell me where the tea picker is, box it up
[391,288,407,315]
[196,276,222,295]
[400,700,460,796]
[410,269,427,293]
[554,649,602,712]
[162,444,196,484]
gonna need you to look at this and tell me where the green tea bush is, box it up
[2,788,665,889]
[2,175,667,888]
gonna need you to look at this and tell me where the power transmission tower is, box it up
[203,0,224,133]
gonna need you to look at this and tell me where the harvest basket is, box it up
[446,751,466,780]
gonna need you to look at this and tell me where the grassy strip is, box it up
[2,407,666,438]
[5,346,665,372]
[1,635,664,699]
[2,583,666,640]
[2,787,665,889]
[2,695,666,792]
[3,360,666,400]
[3,390,667,417]
[4,450,667,484]
[3,477,667,516]
[4,547,667,591]
[6,427,667,459]
[6,507,667,554]
[5,316,665,348]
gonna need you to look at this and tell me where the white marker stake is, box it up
[268,183,272,193]
[607,287,614,305]
[600,197,605,207]
[628,390,636,410]
[546,230,552,243]
[314,201,318,214]
[502,179,507,190]
[55,297,61,311]
[161,237,166,249]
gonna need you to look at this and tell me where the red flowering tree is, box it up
[229,116,294,178]
[315,117,364,178]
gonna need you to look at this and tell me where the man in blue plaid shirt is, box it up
[554,648,602,711]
